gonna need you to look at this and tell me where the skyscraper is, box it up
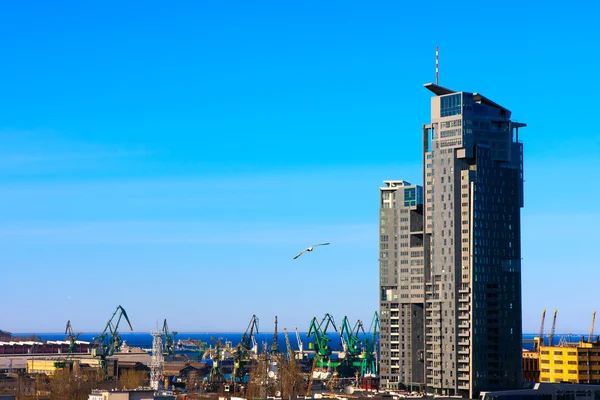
[379,83,526,398]
[379,181,426,392]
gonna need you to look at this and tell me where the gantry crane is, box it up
[548,309,558,347]
[162,319,176,358]
[92,305,133,372]
[362,311,380,377]
[536,309,547,352]
[307,313,337,362]
[589,311,597,343]
[283,328,294,361]
[54,320,82,369]
[65,320,81,355]
[241,315,259,355]
[339,316,364,358]
[294,326,304,359]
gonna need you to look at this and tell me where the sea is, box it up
[11,332,588,353]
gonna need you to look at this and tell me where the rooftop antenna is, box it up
[436,46,439,85]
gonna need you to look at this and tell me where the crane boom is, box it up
[294,326,303,355]
[548,309,558,347]
[537,309,547,351]
[589,311,597,343]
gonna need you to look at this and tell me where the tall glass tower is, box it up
[379,83,526,399]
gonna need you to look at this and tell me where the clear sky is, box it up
[1,0,598,335]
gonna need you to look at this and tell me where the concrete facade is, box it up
[379,83,526,398]
[379,181,426,391]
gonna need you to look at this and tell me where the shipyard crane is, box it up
[271,316,279,354]
[548,309,558,347]
[361,311,380,377]
[54,320,82,369]
[294,326,304,359]
[339,317,364,358]
[92,305,133,371]
[536,309,547,351]
[162,319,176,357]
[307,313,337,361]
[65,320,81,355]
[241,315,259,355]
[283,328,294,361]
[589,311,597,343]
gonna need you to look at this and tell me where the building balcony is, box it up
[458,357,470,363]
[458,295,470,303]
[458,305,469,311]
[458,312,469,320]
[458,330,469,337]
[458,365,470,372]
[458,339,469,346]
[458,382,469,390]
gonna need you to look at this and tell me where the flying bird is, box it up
[293,243,330,259]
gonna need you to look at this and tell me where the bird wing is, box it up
[293,248,309,259]
[313,243,330,247]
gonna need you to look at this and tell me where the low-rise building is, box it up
[88,388,175,400]
[539,340,600,383]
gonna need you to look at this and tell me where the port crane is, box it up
[589,311,597,343]
[92,305,133,371]
[54,320,82,369]
[162,319,176,358]
[241,315,259,355]
[65,320,81,355]
[361,311,379,377]
[339,316,364,358]
[548,309,558,347]
[536,309,547,351]
[294,326,304,359]
[307,313,337,361]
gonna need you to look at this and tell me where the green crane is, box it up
[240,314,259,354]
[339,316,364,358]
[92,305,133,372]
[162,319,177,358]
[361,311,379,377]
[54,320,82,369]
[307,313,337,361]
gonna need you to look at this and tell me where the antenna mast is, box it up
[436,46,439,85]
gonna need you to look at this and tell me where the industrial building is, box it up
[379,83,526,398]
[88,388,175,400]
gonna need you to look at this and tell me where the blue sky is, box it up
[1,0,599,334]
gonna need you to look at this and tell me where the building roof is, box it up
[423,83,456,96]
[424,83,518,118]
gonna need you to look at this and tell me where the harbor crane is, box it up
[65,320,81,355]
[339,316,364,358]
[54,320,82,369]
[589,311,597,343]
[241,315,259,355]
[307,313,337,361]
[548,309,558,347]
[362,311,380,377]
[294,326,304,359]
[536,309,547,351]
[92,305,133,371]
[162,319,177,357]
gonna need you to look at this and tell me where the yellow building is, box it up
[27,357,111,376]
[538,340,600,383]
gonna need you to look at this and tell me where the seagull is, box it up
[293,243,330,259]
